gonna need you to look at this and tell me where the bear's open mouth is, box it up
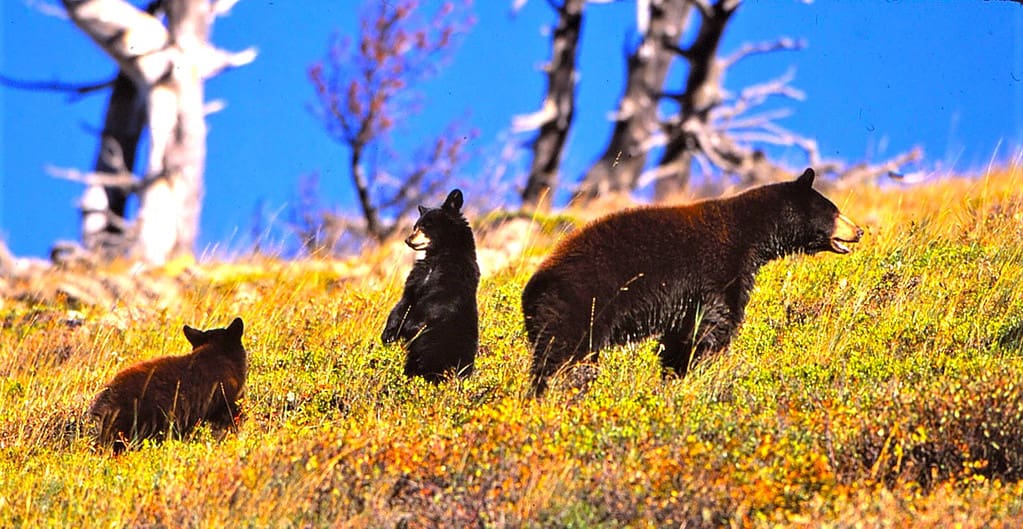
[830,238,854,254]
[405,229,431,251]
[830,213,863,254]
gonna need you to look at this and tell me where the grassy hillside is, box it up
[2,168,1023,527]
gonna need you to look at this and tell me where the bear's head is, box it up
[405,189,475,254]
[183,317,247,360]
[771,168,863,256]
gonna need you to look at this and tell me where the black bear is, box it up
[90,317,248,452]
[382,189,480,382]
[522,168,862,394]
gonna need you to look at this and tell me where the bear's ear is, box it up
[183,325,206,347]
[417,205,428,217]
[226,317,244,341]
[796,168,815,187]
[442,189,463,212]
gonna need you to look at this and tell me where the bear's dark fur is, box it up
[90,317,247,452]
[382,189,480,382]
[522,168,862,395]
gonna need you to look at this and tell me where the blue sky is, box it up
[2,1,1021,259]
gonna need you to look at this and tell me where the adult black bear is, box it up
[382,189,480,382]
[90,317,248,452]
[522,168,862,395]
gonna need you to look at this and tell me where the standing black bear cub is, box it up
[382,189,480,382]
[522,168,863,394]
[90,317,248,452]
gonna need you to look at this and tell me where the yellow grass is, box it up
[2,167,1023,527]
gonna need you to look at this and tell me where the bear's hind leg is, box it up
[403,346,439,383]
[403,344,473,384]
[529,332,564,396]
[525,304,579,395]
[666,309,737,377]
[657,330,697,377]
[529,328,588,396]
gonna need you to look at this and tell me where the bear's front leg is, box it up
[382,297,412,344]
[203,384,242,431]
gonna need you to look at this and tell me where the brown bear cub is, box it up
[522,168,863,395]
[90,317,247,452]
[382,189,480,382]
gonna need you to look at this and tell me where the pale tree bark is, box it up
[516,0,584,212]
[573,0,690,203]
[62,0,255,265]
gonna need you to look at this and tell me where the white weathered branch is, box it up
[825,147,925,188]
[713,69,802,124]
[636,163,676,189]
[736,69,804,102]
[46,164,139,189]
[24,0,69,19]
[512,98,558,133]
[204,99,227,115]
[722,108,794,132]
[693,151,714,177]
[200,45,258,79]
[690,127,733,171]
[636,0,650,34]
[62,0,173,85]
[723,37,805,69]
[212,0,242,17]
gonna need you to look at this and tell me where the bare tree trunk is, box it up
[349,145,385,242]
[573,0,691,203]
[136,0,209,264]
[81,72,145,258]
[63,0,254,265]
[654,0,738,199]
[518,0,584,212]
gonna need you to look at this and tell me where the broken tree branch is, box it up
[573,0,691,203]
[0,74,115,101]
[823,147,925,188]
[46,165,141,189]
[521,0,584,210]
[722,37,805,69]
[62,0,173,85]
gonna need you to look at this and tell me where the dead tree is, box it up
[309,0,473,244]
[60,0,255,264]
[515,0,584,212]
[563,0,918,203]
[648,0,917,198]
[573,0,691,202]
[648,0,813,197]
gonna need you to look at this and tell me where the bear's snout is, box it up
[830,213,863,254]
[405,228,431,251]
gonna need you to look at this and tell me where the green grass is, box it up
[3,168,1023,527]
